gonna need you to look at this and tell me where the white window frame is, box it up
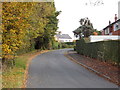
[105,28,109,34]
[114,23,119,31]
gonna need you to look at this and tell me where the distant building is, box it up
[55,34,73,42]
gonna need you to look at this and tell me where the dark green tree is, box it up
[73,17,95,39]
[35,11,61,50]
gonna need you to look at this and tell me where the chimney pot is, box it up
[109,20,111,24]
[115,14,117,21]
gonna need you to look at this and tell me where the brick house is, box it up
[102,18,120,35]
[102,1,120,36]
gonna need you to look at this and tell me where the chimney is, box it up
[115,14,117,21]
[109,20,111,25]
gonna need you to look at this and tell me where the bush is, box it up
[52,41,61,49]
[76,39,120,65]
[61,42,74,48]
[64,42,75,45]
[52,41,74,49]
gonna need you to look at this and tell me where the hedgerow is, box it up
[76,39,120,65]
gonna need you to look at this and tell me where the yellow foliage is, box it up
[2,44,9,49]
[10,29,16,34]
[2,2,57,60]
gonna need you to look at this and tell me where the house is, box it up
[102,1,120,35]
[91,14,120,42]
[102,17,120,35]
[93,2,120,42]
[55,34,73,43]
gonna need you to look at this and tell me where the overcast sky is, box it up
[54,0,120,39]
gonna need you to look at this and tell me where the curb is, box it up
[64,51,120,86]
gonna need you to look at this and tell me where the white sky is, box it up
[54,0,120,39]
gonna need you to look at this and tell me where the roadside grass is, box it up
[2,54,29,88]
[0,77,1,89]
[2,50,48,88]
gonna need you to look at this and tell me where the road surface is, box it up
[27,49,118,88]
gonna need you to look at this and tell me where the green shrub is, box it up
[64,42,75,45]
[61,42,74,48]
[52,41,75,49]
[52,41,61,49]
[76,39,120,65]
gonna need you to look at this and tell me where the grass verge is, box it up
[2,50,49,88]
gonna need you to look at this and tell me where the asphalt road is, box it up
[27,49,118,88]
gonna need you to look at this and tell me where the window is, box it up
[114,23,119,31]
[105,28,109,34]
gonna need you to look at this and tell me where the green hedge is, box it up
[63,42,75,45]
[76,39,120,65]
[61,42,75,48]
[52,41,61,49]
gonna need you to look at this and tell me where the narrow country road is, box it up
[27,49,118,88]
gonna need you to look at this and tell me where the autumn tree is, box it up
[2,2,59,67]
[2,2,35,65]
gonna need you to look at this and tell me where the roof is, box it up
[56,34,72,39]
[103,19,120,30]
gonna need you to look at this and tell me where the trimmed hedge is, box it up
[76,39,120,65]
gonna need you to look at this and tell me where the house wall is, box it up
[59,39,73,42]
[101,30,105,35]
[112,29,120,35]
[113,21,120,35]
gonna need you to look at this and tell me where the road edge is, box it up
[64,51,120,86]
[22,50,49,88]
